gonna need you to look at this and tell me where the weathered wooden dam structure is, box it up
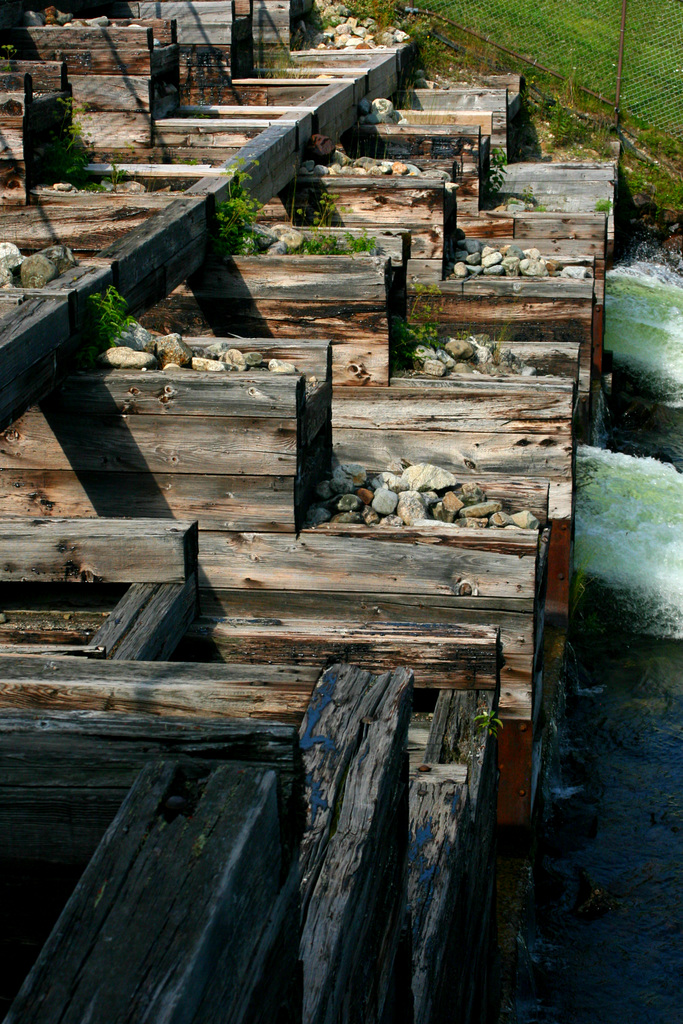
[0,1,615,1020]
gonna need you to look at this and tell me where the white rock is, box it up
[191,356,228,372]
[372,98,394,118]
[560,265,591,279]
[400,463,457,492]
[268,359,297,374]
[481,251,503,268]
[0,243,23,270]
[22,12,46,25]
[98,347,157,369]
[221,348,247,370]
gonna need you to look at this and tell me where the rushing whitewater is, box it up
[606,246,683,401]
[576,446,683,636]
[576,247,683,635]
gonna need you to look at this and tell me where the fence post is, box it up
[615,0,628,125]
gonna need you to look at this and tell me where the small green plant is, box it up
[40,98,91,188]
[1,43,16,73]
[107,159,128,190]
[77,286,136,368]
[474,709,503,738]
[483,147,507,203]
[296,228,376,256]
[594,198,612,213]
[210,173,263,256]
[521,185,535,205]
[391,283,444,371]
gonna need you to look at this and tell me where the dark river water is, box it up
[525,238,683,1024]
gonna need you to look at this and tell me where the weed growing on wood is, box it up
[40,98,92,188]
[1,44,16,73]
[210,173,263,256]
[77,287,136,369]
[296,228,377,255]
[391,283,444,372]
[483,147,507,204]
[474,709,503,738]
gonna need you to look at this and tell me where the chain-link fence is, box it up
[407,0,683,140]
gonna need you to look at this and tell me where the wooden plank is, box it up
[199,527,539,599]
[88,576,197,660]
[4,761,301,1024]
[0,710,302,864]
[1,61,67,93]
[0,656,321,722]
[0,408,300,475]
[0,469,300,532]
[4,193,174,252]
[99,195,209,304]
[0,518,197,584]
[299,663,413,1023]
[179,618,500,688]
[70,75,152,112]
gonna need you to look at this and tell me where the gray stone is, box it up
[560,265,591,279]
[465,251,481,266]
[467,265,484,276]
[98,347,157,369]
[22,11,46,25]
[279,229,305,252]
[358,96,372,115]
[452,361,474,373]
[268,241,288,255]
[511,510,540,529]
[505,244,525,260]
[521,365,538,376]
[372,487,398,515]
[156,333,193,368]
[337,493,363,512]
[306,505,332,526]
[252,225,279,250]
[454,249,469,262]
[397,490,427,526]
[481,245,499,257]
[330,467,355,494]
[523,248,542,260]
[244,351,263,367]
[20,253,57,288]
[313,164,329,176]
[302,160,316,173]
[423,358,446,377]
[483,265,505,276]
[0,243,23,271]
[464,238,483,254]
[481,250,503,268]
[451,262,468,279]
[191,356,228,372]
[268,359,297,374]
[459,500,503,519]
[116,322,154,352]
[340,462,367,486]
[445,337,474,360]
[489,511,513,527]
[315,480,334,500]
[0,264,14,287]
[413,345,436,362]
[400,463,457,492]
[37,244,75,275]
[85,16,110,26]
[436,350,456,369]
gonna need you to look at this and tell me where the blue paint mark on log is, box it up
[300,667,338,752]
[415,821,433,848]
[309,777,329,826]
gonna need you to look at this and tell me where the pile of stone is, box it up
[292,3,410,51]
[408,334,536,378]
[97,324,301,375]
[448,236,593,280]
[35,180,147,195]
[306,460,541,531]
[0,242,76,289]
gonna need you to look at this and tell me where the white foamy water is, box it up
[575,445,683,636]
[606,258,683,401]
